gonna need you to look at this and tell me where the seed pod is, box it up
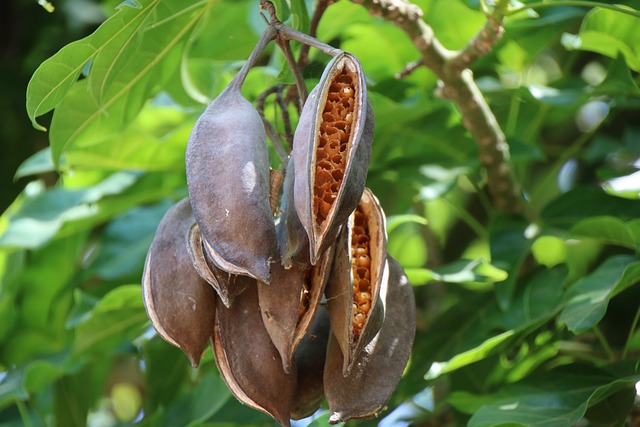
[324,256,416,423]
[292,52,374,265]
[213,281,296,427]
[258,245,333,373]
[325,188,387,376]
[142,198,216,368]
[186,78,277,284]
[290,307,330,420]
[277,158,310,269]
[186,223,248,308]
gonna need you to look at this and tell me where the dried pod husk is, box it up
[142,198,216,368]
[213,281,296,427]
[186,78,277,284]
[324,256,416,423]
[258,246,333,373]
[277,158,310,269]
[293,52,374,265]
[186,223,248,308]
[290,307,330,420]
[325,188,387,376]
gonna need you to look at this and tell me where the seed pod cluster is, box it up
[141,31,415,426]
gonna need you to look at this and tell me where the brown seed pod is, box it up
[186,78,277,284]
[141,198,216,368]
[325,188,387,376]
[213,281,296,427]
[292,52,374,265]
[257,244,333,373]
[324,256,416,423]
[277,158,311,269]
[186,223,248,308]
[290,307,330,421]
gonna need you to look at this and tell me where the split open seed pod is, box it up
[142,198,216,368]
[257,245,333,373]
[325,188,387,376]
[186,77,277,284]
[213,281,296,427]
[187,222,248,308]
[324,256,416,423]
[292,52,374,265]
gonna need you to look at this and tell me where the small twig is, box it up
[298,0,335,69]
[446,0,509,77]
[275,85,294,145]
[276,37,308,109]
[256,86,289,163]
[396,58,425,79]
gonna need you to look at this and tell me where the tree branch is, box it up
[350,0,524,213]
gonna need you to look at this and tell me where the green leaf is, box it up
[541,186,640,230]
[25,0,157,131]
[289,0,309,33]
[185,372,232,427]
[0,171,139,249]
[561,6,640,71]
[559,255,640,334]
[386,214,428,234]
[48,0,208,166]
[489,214,532,310]
[22,359,66,394]
[467,364,640,427]
[435,259,508,285]
[0,370,27,410]
[73,285,147,356]
[13,147,55,179]
[88,200,171,281]
[593,54,640,96]
[425,330,515,380]
[570,216,637,249]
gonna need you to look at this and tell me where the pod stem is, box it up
[230,25,278,90]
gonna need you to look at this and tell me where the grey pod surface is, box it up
[292,52,374,265]
[258,243,333,374]
[324,256,416,423]
[187,222,248,308]
[213,282,296,427]
[141,198,216,368]
[186,81,277,284]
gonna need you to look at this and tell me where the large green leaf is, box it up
[422,267,566,381]
[489,214,532,310]
[0,171,139,249]
[541,186,640,230]
[465,364,639,427]
[48,0,208,166]
[73,285,147,356]
[26,0,158,131]
[562,6,640,71]
[570,216,638,249]
[559,255,640,334]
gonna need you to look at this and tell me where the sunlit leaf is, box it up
[48,0,209,166]
[559,255,640,334]
[466,364,640,427]
[26,0,158,131]
[561,6,640,71]
[570,216,637,249]
[73,285,147,356]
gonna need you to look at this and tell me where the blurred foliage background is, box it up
[2,0,640,426]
